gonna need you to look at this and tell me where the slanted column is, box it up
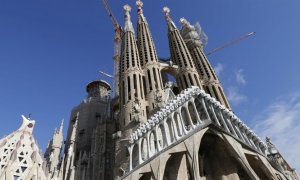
[163,7,203,91]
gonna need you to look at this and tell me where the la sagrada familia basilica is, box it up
[0,1,299,180]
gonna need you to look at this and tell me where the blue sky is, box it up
[1,0,300,170]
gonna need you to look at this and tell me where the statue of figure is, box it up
[266,137,278,155]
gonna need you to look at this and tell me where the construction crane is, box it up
[99,70,114,78]
[206,32,256,56]
[102,0,122,97]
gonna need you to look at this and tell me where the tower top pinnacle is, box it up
[136,0,143,14]
[163,7,177,30]
[123,4,134,33]
[163,7,170,20]
[179,17,188,25]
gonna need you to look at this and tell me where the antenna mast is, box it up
[102,0,122,97]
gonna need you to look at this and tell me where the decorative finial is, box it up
[28,113,32,119]
[123,4,135,33]
[180,17,188,25]
[136,0,143,14]
[163,7,170,16]
[123,4,131,13]
[163,7,172,23]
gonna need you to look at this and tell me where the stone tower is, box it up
[180,18,231,110]
[163,7,202,91]
[0,115,47,180]
[44,119,64,176]
[119,4,147,137]
[61,80,112,180]
[136,0,165,113]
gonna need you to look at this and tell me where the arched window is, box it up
[149,131,157,154]
[141,138,148,161]
[174,112,183,137]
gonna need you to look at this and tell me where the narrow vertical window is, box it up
[148,70,152,91]
[134,74,138,98]
[127,76,131,100]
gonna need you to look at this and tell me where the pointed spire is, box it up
[136,0,143,14]
[123,4,134,33]
[163,7,177,30]
[59,118,64,133]
[136,0,147,23]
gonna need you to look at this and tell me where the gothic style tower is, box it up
[136,0,165,113]
[44,119,64,175]
[163,7,202,91]
[119,4,147,137]
[180,18,231,110]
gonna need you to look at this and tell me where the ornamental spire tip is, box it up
[136,0,143,14]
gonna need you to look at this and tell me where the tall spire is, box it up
[123,4,134,33]
[136,0,165,113]
[119,4,147,135]
[163,7,178,31]
[180,17,231,110]
[116,4,149,174]
[163,7,202,90]
[44,119,64,175]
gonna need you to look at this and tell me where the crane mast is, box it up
[102,0,122,97]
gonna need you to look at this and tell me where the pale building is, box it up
[1,0,298,179]
[0,115,47,180]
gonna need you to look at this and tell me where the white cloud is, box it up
[214,63,224,77]
[235,69,246,85]
[253,93,300,172]
[227,86,247,105]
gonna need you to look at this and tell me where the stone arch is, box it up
[156,124,167,149]
[173,112,183,137]
[148,131,157,155]
[181,107,191,131]
[198,132,251,179]
[163,152,193,180]
[139,171,155,180]
[245,154,272,179]
[188,101,198,125]
[140,137,148,161]
[132,143,139,169]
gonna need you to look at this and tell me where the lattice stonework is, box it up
[0,116,47,180]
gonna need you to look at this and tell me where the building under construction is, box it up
[0,0,298,180]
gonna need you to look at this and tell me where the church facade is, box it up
[0,1,298,180]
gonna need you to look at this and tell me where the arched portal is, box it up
[163,152,192,180]
[139,172,155,180]
[245,154,272,179]
[198,132,251,179]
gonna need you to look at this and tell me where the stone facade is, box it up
[1,1,298,180]
[0,116,47,180]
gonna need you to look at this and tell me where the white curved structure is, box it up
[0,115,47,180]
[126,86,266,173]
